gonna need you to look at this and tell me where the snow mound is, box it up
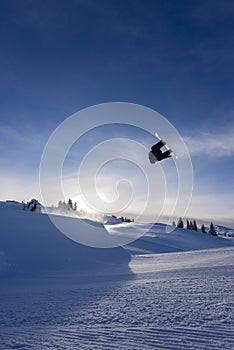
[0,202,131,278]
[215,225,234,237]
[104,215,125,225]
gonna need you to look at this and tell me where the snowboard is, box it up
[154,132,178,159]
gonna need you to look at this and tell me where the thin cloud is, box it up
[183,128,234,157]
[0,122,25,142]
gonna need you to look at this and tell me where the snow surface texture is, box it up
[0,202,233,349]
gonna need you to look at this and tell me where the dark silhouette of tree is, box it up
[186,219,198,231]
[186,219,190,230]
[201,224,206,233]
[172,221,176,227]
[177,217,184,228]
[193,220,198,232]
[68,198,73,210]
[208,222,217,236]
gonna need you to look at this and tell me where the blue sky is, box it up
[0,0,234,226]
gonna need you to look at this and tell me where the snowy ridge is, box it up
[0,201,131,278]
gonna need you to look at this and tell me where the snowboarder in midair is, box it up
[149,140,172,163]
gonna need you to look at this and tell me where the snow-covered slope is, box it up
[0,201,234,349]
[1,201,233,278]
[106,222,234,254]
[0,201,131,278]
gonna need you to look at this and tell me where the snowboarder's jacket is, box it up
[149,140,172,163]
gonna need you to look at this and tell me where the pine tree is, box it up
[58,200,62,208]
[172,220,176,227]
[177,217,184,228]
[68,198,73,210]
[208,222,217,236]
[74,202,77,211]
[193,220,198,232]
[186,219,190,230]
[201,224,206,233]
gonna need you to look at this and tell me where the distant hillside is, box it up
[106,222,234,254]
[215,225,234,237]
